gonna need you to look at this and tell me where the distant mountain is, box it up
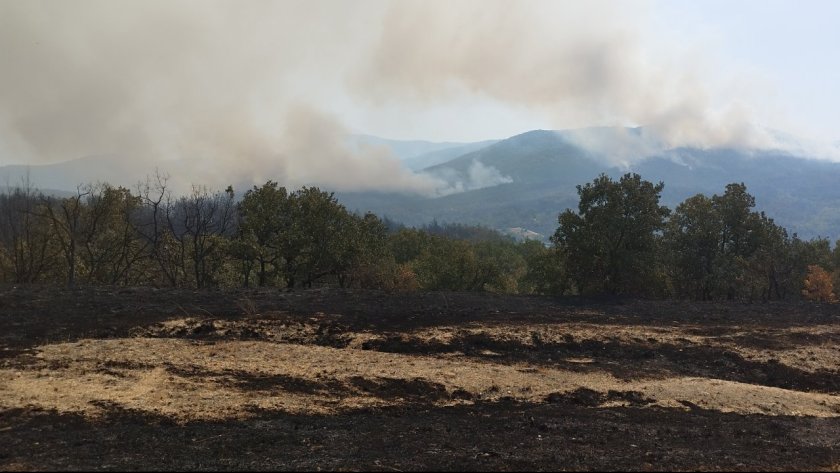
[349,134,480,161]
[340,129,840,242]
[402,140,498,171]
[632,149,840,241]
[0,136,496,192]
[4,129,840,242]
[0,155,147,192]
[423,130,605,184]
[0,185,76,199]
[348,134,498,170]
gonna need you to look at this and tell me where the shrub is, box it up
[801,265,837,302]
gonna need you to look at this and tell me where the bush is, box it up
[802,265,837,302]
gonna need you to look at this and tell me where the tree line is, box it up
[553,173,839,301]
[1,172,838,301]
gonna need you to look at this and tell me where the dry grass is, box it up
[2,327,839,422]
[2,287,839,470]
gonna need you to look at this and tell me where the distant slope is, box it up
[423,130,604,184]
[4,129,840,242]
[632,149,840,240]
[341,129,840,242]
[349,134,479,161]
[0,135,492,193]
[0,155,145,192]
[0,185,76,198]
[403,140,498,170]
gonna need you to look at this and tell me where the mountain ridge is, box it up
[3,128,840,242]
[341,128,840,242]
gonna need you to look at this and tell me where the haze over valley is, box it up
[5,127,840,242]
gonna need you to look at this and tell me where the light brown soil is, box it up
[1,285,839,471]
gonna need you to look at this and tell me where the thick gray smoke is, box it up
[0,0,800,195]
[0,0,449,194]
[354,0,782,159]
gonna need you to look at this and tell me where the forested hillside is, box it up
[2,172,838,301]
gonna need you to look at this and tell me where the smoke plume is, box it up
[354,0,781,160]
[428,160,514,196]
[0,1,443,193]
[0,0,801,195]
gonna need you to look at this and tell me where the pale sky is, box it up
[647,0,840,145]
[1,0,838,191]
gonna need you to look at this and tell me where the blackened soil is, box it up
[2,399,838,471]
[1,285,839,471]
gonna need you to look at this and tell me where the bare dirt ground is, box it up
[1,285,839,471]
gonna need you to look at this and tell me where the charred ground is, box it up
[1,286,839,471]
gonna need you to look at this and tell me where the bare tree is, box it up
[0,174,56,283]
[171,185,237,288]
[38,185,91,287]
[134,170,183,286]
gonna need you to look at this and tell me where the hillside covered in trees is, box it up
[1,171,839,302]
[337,129,840,242]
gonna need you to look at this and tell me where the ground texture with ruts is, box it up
[1,286,839,471]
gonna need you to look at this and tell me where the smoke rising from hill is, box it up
[0,1,441,193]
[0,0,807,194]
[355,1,782,159]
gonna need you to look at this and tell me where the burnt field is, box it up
[1,286,839,471]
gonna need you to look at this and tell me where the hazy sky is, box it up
[1,0,838,192]
[342,0,840,144]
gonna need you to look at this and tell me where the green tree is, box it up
[410,236,481,291]
[517,240,567,295]
[288,187,356,287]
[664,194,720,299]
[779,236,834,299]
[389,228,530,293]
[472,239,528,293]
[237,184,386,289]
[237,181,290,286]
[711,183,766,299]
[738,212,790,301]
[78,184,147,285]
[663,183,824,301]
[335,212,391,288]
[552,173,669,296]
[389,228,433,265]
